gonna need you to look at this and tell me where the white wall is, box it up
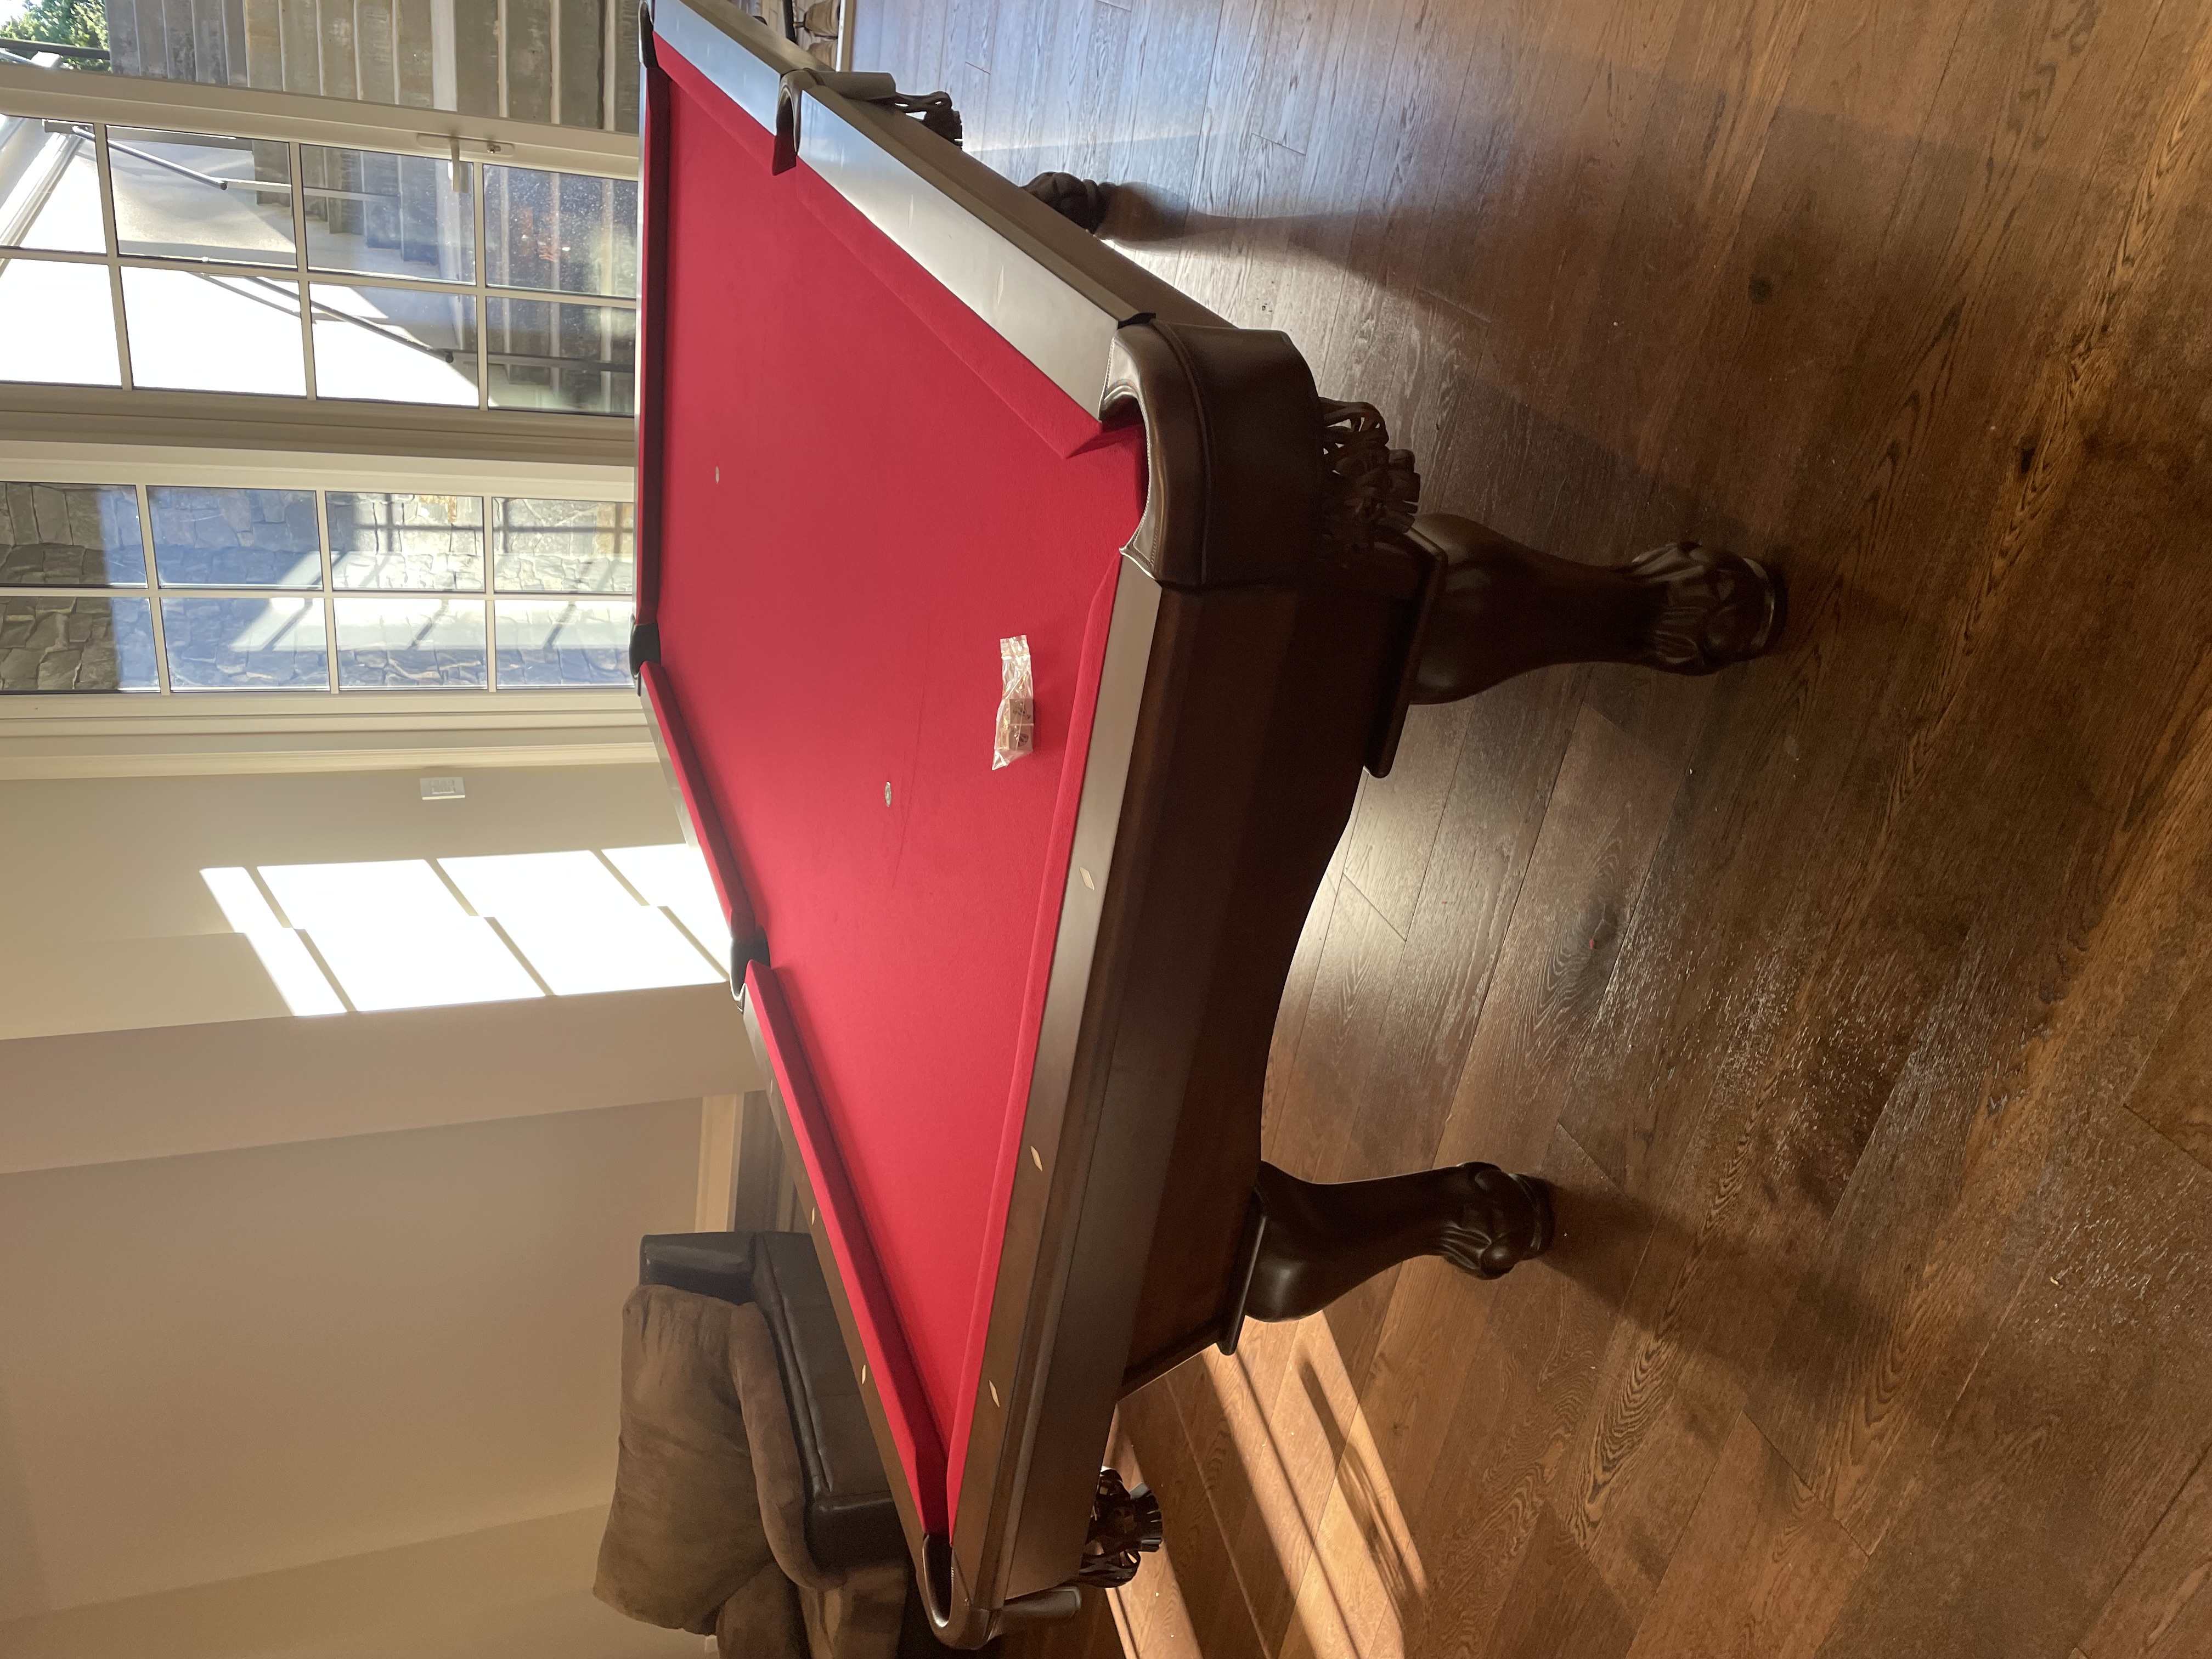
[0,759,760,1657]
[0,1102,705,1626]
[0,763,703,1042]
[0,986,754,1175]
[0,1509,699,1659]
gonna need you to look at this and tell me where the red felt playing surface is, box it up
[647,48,1146,1529]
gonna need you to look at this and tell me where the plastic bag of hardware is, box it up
[993,635,1034,769]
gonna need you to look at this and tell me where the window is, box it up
[0,478,633,693]
[201,844,731,1015]
[0,109,637,413]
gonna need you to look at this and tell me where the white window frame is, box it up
[1,61,642,418]
[0,442,653,778]
[0,59,637,178]
[0,69,651,777]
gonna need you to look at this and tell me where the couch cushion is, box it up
[718,1560,808,1659]
[595,1285,774,1631]
[748,1233,906,1571]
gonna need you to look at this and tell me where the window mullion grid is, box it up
[4,584,322,600]
[84,249,572,297]
[137,483,170,691]
[486,494,500,690]
[474,160,491,409]
[318,486,338,692]
[603,0,618,131]
[89,122,133,390]
[290,140,317,400]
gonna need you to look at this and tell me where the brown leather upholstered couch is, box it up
[594,1232,912,1659]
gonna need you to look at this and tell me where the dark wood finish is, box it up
[1238,1160,1553,1327]
[1405,518,1783,702]
[1077,1469,1164,1587]
[1024,170,1114,229]
[853,0,2212,1651]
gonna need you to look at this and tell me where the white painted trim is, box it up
[0,689,653,777]
[431,0,460,126]
[0,385,636,467]
[0,437,634,494]
[0,687,642,725]
[0,59,638,177]
[695,1092,741,1228]
[0,736,657,778]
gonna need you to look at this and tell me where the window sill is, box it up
[0,687,652,777]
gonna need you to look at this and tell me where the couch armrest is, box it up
[748,1233,906,1571]
[730,1301,844,1593]
[640,1231,757,1304]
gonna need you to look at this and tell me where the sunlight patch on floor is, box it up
[1183,1317,1423,1659]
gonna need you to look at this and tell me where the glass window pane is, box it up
[0,115,105,252]
[494,598,629,686]
[328,493,484,590]
[0,595,157,691]
[0,256,120,386]
[108,127,295,265]
[122,268,306,396]
[149,486,321,587]
[0,482,145,585]
[493,498,634,594]
[311,283,479,405]
[301,146,475,283]
[161,595,328,690]
[484,296,634,415]
[484,165,637,297]
[334,595,487,687]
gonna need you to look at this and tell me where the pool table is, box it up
[628,0,1784,1642]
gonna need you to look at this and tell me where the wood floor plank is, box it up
[1534,0,2212,1609]
[1116,1381,1270,1659]
[2123,951,2212,1175]
[1159,878,1412,1658]
[1257,870,1407,1181]
[1478,1506,1638,1659]
[1741,22,2212,1520]
[1340,703,1472,941]
[1336,667,1583,1184]
[1246,1314,1425,1659]
[1810,1104,2212,1659]
[1160,1329,1337,1659]
[1401,1129,1655,1655]
[1261,826,1348,1127]
[1620,1413,1867,1659]
[1431,700,1684,1177]
[2077,1448,2212,1659]
[866,0,2212,1654]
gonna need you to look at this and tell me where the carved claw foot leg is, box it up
[1024,171,1114,232]
[1406,512,1786,703]
[1079,1468,1164,1586]
[1616,539,1788,673]
[1239,1161,1554,1328]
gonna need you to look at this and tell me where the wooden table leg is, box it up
[1233,1159,1556,1333]
[1406,512,1787,703]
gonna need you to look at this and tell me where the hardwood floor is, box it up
[855,0,2212,1652]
